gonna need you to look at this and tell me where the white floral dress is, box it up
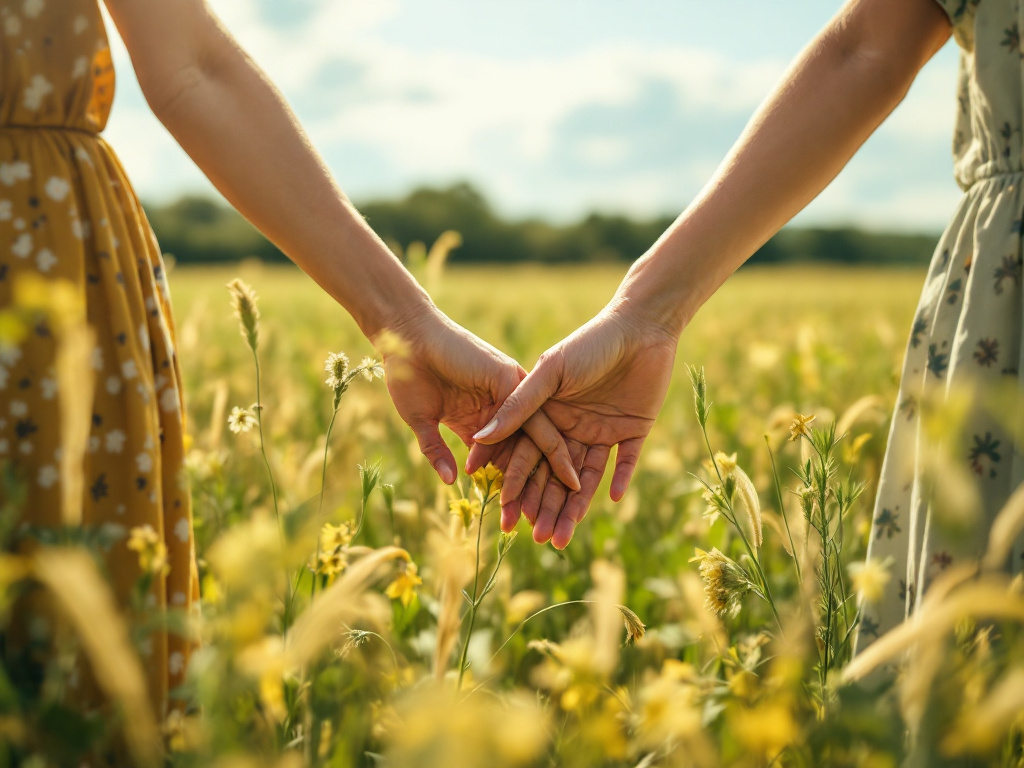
[0,0,196,712]
[857,0,1023,652]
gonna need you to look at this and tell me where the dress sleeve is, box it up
[931,0,966,25]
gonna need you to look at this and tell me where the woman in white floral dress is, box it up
[475,0,1022,647]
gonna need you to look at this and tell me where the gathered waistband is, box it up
[0,123,100,137]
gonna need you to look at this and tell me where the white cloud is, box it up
[101,0,961,230]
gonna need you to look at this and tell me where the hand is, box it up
[468,302,677,548]
[378,307,581,493]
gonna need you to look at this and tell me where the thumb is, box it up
[473,357,560,444]
[410,419,458,485]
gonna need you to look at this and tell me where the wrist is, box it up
[610,253,693,342]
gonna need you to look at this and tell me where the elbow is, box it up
[825,6,952,110]
[139,63,207,122]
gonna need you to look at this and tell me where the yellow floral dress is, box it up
[0,0,195,713]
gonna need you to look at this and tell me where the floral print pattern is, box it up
[0,0,196,714]
[855,0,1024,656]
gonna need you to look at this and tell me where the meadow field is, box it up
[6,261,1024,768]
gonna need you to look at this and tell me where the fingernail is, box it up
[569,470,582,492]
[438,461,456,485]
[473,418,499,441]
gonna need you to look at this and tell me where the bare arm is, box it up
[616,0,953,334]
[102,0,423,339]
[476,0,953,547]
[101,0,582,491]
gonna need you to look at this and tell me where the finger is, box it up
[534,440,586,545]
[500,436,543,508]
[520,461,551,527]
[465,436,516,476]
[410,420,457,485]
[522,410,580,492]
[551,445,610,550]
[610,437,645,501]
[501,497,523,533]
[532,477,569,545]
[472,357,559,444]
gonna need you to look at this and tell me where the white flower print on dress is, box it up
[171,591,186,606]
[105,430,126,453]
[13,218,23,231]
[71,56,87,79]
[0,439,7,453]
[174,517,189,543]
[121,360,137,380]
[87,435,100,453]
[22,0,45,19]
[160,387,180,414]
[136,452,152,473]
[9,400,27,418]
[0,162,30,186]
[4,16,21,36]
[12,233,32,258]
[0,201,11,221]
[73,14,88,34]
[37,465,57,489]
[44,177,70,202]
[71,218,89,240]
[0,346,21,367]
[106,375,121,395]
[138,323,150,352]
[23,74,53,111]
[19,441,32,455]
[0,366,8,390]
[91,346,103,371]
[36,248,56,272]
[168,652,184,675]
[40,376,57,399]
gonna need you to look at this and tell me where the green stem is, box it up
[765,436,801,583]
[457,501,487,690]
[253,351,281,524]
[311,407,340,602]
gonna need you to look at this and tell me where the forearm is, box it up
[614,0,951,337]
[142,27,431,340]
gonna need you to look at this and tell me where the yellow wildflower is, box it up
[714,451,738,476]
[385,560,422,608]
[848,556,893,604]
[316,548,349,585]
[320,521,355,550]
[471,463,504,499]
[449,498,482,529]
[127,525,170,577]
[788,413,816,442]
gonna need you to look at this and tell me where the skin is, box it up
[472,0,953,549]
[100,0,582,493]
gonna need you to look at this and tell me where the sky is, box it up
[102,0,963,232]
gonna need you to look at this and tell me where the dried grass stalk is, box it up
[32,548,161,767]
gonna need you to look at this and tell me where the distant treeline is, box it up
[144,182,940,267]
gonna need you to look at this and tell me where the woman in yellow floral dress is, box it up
[0,0,578,716]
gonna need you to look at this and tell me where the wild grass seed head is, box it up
[226,278,260,353]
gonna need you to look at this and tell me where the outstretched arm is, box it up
[473,0,952,547]
[101,0,581,492]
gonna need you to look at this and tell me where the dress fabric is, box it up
[0,0,195,712]
[857,0,1024,652]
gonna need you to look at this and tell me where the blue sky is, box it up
[103,0,962,231]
